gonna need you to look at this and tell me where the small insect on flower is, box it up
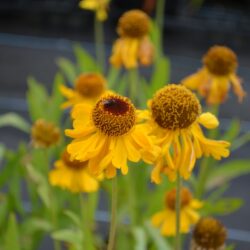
[110,9,154,69]
[60,73,107,109]
[31,119,60,148]
[79,0,110,21]
[151,187,203,236]
[49,150,102,193]
[148,84,230,183]
[65,93,160,178]
[182,45,246,104]
[190,217,227,250]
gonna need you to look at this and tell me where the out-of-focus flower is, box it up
[182,45,246,104]
[190,217,227,250]
[110,9,154,69]
[148,84,230,183]
[65,93,160,178]
[60,73,106,109]
[79,0,110,21]
[31,119,60,148]
[151,187,203,236]
[49,150,102,193]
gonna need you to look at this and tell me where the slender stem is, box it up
[155,0,166,56]
[128,69,138,105]
[107,178,118,250]
[175,172,181,250]
[94,16,105,72]
[79,194,95,250]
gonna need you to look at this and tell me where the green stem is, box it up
[155,0,166,56]
[126,171,137,226]
[94,16,105,72]
[79,194,95,250]
[107,178,118,250]
[128,69,138,105]
[175,172,181,250]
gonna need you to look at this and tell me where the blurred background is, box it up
[0,0,250,248]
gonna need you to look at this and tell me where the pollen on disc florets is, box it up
[92,94,136,136]
[165,187,192,210]
[192,217,227,249]
[151,84,201,130]
[75,73,106,98]
[203,45,238,76]
[118,10,150,38]
[62,150,87,170]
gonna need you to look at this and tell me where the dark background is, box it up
[0,0,250,249]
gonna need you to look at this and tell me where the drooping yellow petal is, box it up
[230,73,246,102]
[198,112,219,129]
[79,0,98,10]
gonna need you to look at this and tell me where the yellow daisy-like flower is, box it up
[151,187,203,236]
[110,9,154,69]
[65,93,160,178]
[182,45,246,104]
[31,119,60,148]
[79,0,109,21]
[149,84,230,183]
[49,150,102,193]
[191,217,227,250]
[60,73,107,109]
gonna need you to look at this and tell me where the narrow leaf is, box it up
[0,113,30,133]
[56,57,77,83]
[5,214,21,250]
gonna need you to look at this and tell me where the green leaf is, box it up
[206,183,229,202]
[207,160,250,189]
[5,214,21,250]
[0,113,30,133]
[221,119,240,142]
[0,143,5,163]
[150,56,170,94]
[64,210,81,227]
[107,66,120,89]
[27,77,49,121]
[202,198,243,216]
[25,163,50,208]
[48,73,64,124]
[21,217,52,234]
[144,220,172,250]
[232,132,250,151]
[225,244,235,250]
[56,57,77,83]
[52,229,83,250]
[132,226,147,250]
[116,74,128,95]
[73,44,98,72]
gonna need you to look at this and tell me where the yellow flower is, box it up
[149,84,230,183]
[60,73,107,109]
[110,9,154,69]
[65,93,160,178]
[31,119,60,148]
[151,187,203,236]
[79,0,109,21]
[182,45,246,104]
[49,150,102,193]
[191,217,227,250]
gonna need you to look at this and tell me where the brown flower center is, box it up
[62,150,87,170]
[92,94,136,136]
[165,187,193,210]
[118,10,150,38]
[31,119,60,148]
[75,73,106,98]
[151,84,201,130]
[203,45,238,76]
[193,217,227,249]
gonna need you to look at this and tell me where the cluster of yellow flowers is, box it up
[30,5,246,246]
